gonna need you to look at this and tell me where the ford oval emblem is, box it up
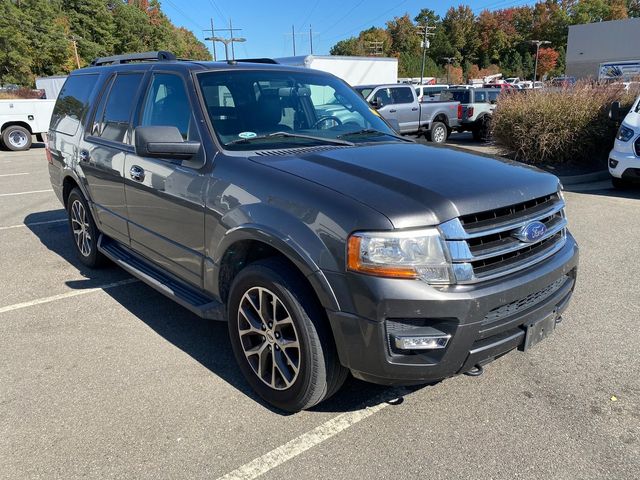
[514,221,547,243]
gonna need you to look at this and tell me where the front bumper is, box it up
[609,144,640,179]
[326,232,579,385]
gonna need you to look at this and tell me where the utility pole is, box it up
[309,25,313,55]
[530,40,551,82]
[416,24,435,85]
[285,25,306,55]
[442,57,455,84]
[203,18,217,61]
[205,20,244,62]
[69,34,81,69]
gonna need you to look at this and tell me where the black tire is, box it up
[612,177,634,189]
[2,125,32,151]
[472,116,491,142]
[227,258,347,412]
[66,188,106,268]
[428,121,448,144]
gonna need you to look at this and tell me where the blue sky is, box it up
[162,0,534,59]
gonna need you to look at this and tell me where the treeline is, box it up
[0,0,211,86]
[330,0,640,81]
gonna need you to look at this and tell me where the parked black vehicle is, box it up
[47,52,579,412]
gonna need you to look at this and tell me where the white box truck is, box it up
[0,99,56,151]
[275,55,398,86]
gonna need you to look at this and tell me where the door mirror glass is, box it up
[134,126,200,160]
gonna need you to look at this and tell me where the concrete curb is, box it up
[557,170,610,185]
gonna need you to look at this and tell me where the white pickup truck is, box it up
[0,99,56,151]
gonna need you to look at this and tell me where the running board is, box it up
[98,235,225,321]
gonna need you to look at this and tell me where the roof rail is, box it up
[91,51,176,66]
[234,58,279,65]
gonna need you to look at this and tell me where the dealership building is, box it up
[566,18,640,80]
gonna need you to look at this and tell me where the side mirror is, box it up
[369,98,381,109]
[386,118,401,133]
[134,126,200,160]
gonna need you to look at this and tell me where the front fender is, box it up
[205,202,344,311]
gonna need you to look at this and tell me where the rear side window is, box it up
[50,74,99,136]
[92,73,143,144]
[390,87,414,104]
[474,91,488,103]
[441,90,470,103]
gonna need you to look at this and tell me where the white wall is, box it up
[275,55,398,86]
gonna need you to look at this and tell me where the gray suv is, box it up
[47,52,579,412]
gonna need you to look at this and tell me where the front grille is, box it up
[441,192,567,283]
[634,137,640,157]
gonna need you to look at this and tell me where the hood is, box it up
[250,143,560,229]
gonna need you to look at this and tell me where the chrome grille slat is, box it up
[442,192,567,284]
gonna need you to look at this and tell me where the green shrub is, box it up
[492,83,639,165]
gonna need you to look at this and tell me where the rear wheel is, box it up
[227,258,347,412]
[66,188,106,268]
[428,121,448,144]
[2,125,32,151]
[472,116,491,142]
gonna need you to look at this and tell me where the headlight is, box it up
[347,228,451,284]
[616,125,635,142]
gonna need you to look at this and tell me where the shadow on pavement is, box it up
[564,181,640,200]
[24,209,414,415]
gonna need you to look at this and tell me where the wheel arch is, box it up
[1,121,33,134]
[211,225,340,312]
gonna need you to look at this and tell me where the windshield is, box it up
[197,71,396,150]
[355,87,373,100]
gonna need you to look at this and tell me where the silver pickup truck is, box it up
[355,84,460,143]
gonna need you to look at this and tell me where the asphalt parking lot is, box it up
[1,144,639,479]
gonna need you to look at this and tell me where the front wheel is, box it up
[428,121,448,144]
[227,259,347,412]
[66,188,106,268]
[612,177,634,189]
[472,116,491,142]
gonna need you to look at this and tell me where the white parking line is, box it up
[0,189,52,197]
[216,388,408,480]
[0,173,29,177]
[0,278,139,314]
[0,219,67,231]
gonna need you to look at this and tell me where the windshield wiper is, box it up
[337,128,413,142]
[226,131,354,147]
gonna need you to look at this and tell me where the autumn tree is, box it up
[536,47,559,78]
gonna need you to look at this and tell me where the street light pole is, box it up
[530,40,551,82]
[205,36,247,62]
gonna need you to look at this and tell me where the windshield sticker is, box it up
[238,132,257,139]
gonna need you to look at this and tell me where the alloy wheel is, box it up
[434,126,446,143]
[70,199,92,257]
[237,286,301,390]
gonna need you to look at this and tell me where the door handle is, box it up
[411,107,418,111]
[79,150,90,162]
[129,165,145,182]
[389,109,397,113]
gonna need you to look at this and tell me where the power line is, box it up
[315,0,367,37]
[164,0,207,30]
[297,0,321,32]
[321,0,409,43]
[207,0,227,22]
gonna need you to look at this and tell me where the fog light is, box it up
[393,334,450,350]
[609,158,619,169]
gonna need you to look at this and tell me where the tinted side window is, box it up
[95,73,143,143]
[391,87,414,104]
[51,74,99,136]
[488,91,500,103]
[139,73,195,140]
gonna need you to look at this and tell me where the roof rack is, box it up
[91,51,176,66]
[234,58,279,65]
